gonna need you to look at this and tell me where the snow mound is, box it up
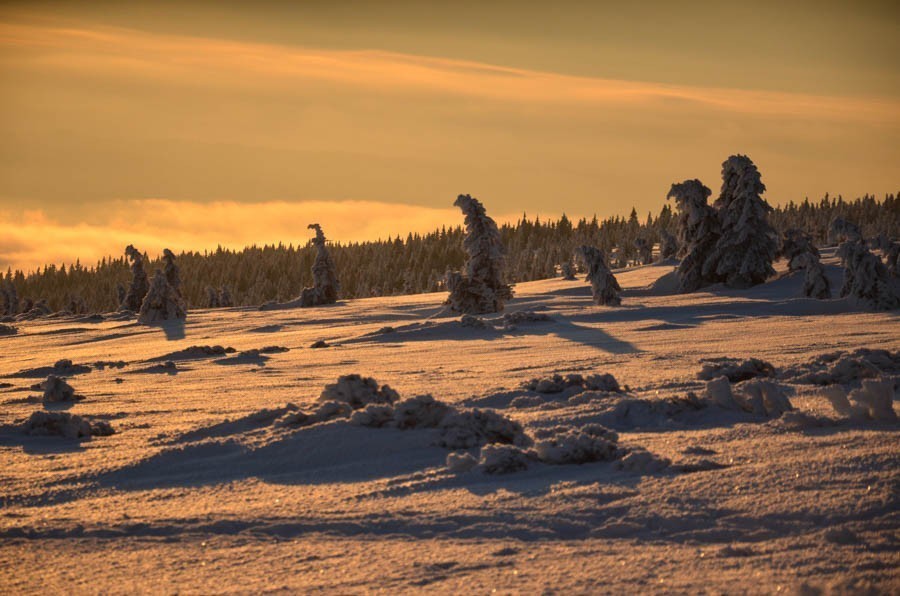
[697,357,776,382]
[593,395,707,430]
[476,444,533,475]
[392,394,452,429]
[446,451,478,473]
[0,323,17,336]
[705,377,793,417]
[532,424,620,465]
[615,449,670,473]
[275,401,353,428]
[319,374,400,409]
[177,404,300,442]
[23,411,114,439]
[822,379,898,422]
[781,349,900,385]
[522,373,621,394]
[349,404,395,428]
[40,375,82,403]
[309,340,329,349]
[437,409,528,449]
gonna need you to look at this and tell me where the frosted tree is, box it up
[121,245,149,311]
[794,252,831,299]
[560,259,577,280]
[138,269,187,324]
[781,228,819,271]
[162,249,182,297]
[219,286,233,307]
[829,217,862,244]
[1,279,18,316]
[658,230,678,261]
[299,223,340,307]
[115,283,126,308]
[634,238,653,265]
[579,245,621,306]
[206,286,220,308]
[667,179,720,292]
[446,194,513,314]
[838,241,899,310]
[704,155,777,288]
[886,243,899,278]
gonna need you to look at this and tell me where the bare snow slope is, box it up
[1,254,898,594]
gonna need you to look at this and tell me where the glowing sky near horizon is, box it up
[1,0,898,272]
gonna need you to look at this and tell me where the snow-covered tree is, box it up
[886,243,899,278]
[667,179,720,292]
[299,223,340,307]
[138,269,187,324]
[780,228,820,271]
[634,238,653,265]
[829,217,862,244]
[560,259,577,280]
[1,279,18,316]
[219,286,233,307]
[446,194,513,314]
[838,241,899,310]
[793,252,831,299]
[162,249,182,297]
[206,286,219,308]
[121,245,149,311]
[579,245,621,306]
[658,230,678,261]
[704,155,777,288]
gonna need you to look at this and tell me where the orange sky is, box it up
[1,1,898,272]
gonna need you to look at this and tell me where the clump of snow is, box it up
[276,400,354,428]
[318,374,400,409]
[522,373,621,394]
[152,345,236,361]
[349,404,396,428]
[392,394,452,429]
[437,408,528,449]
[476,444,533,475]
[0,323,17,336]
[615,449,670,473]
[446,194,513,314]
[781,349,900,385]
[23,411,114,439]
[698,357,776,382]
[822,379,898,422]
[446,451,478,473]
[40,375,82,403]
[579,245,622,305]
[532,424,620,465]
[310,340,330,349]
[704,377,793,417]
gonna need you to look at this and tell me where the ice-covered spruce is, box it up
[838,240,899,310]
[300,223,340,307]
[794,252,831,299]
[667,179,720,292]
[446,194,513,314]
[121,245,149,312]
[23,411,114,440]
[634,238,653,265]
[1,278,19,316]
[829,217,862,244]
[658,230,678,261]
[162,248,182,297]
[704,155,777,288]
[780,228,820,272]
[579,245,621,306]
[138,269,187,324]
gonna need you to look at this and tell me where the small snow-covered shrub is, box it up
[532,424,620,465]
[40,375,81,403]
[392,394,452,429]
[23,411,113,439]
[318,374,399,409]
[502,310,552,325]
[560,260,577,280]
[460,314,491,329]
[698,357,776,382]
[446,451,478,473]
[437,409,528,449]
[349,404,396,428]
[580,245,621,306]
[138,269,187,324]
[476,444,532,475]
[838,240,899,310]
[0,323,18,336]
[615,449,670,473]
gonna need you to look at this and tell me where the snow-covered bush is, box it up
[318,374,399,409]
[392,394,452,429]
[794,252,831,299]
[705,155,777,288]
[579,245,621,305]
[23,411,113,439]
[667,179,720,292]
[780,228,820,272]
[300,224,340,307]
[829,217,862,244]
[822,379,897,422]
[437,408,528,449]
[138,269,187,324]
[560,259,577,280]
[349,404,396,428]
[121,245,149,311]
[838,241,899,310]
[446,451,478,473]
[658,230,678,261]
[476,444,532,474]
[446,194,513,314]
[532,424,619,465]
[522,372,621,394]
[698,357,776,382]
[40,375,81,403]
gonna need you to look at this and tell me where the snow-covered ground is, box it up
[1,250,898,594]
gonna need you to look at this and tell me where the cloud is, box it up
[0,199,545,273]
